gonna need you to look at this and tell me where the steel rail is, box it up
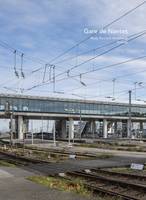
[68,171,146,191]
[92,169,146,180]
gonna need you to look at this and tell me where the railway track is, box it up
[0,150,47,166]
[1,144,146,199]
[56,169,146,200]
[0,141,99,159]
[23,146,98,158]
[91,168,146,183]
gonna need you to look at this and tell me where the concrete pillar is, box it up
[114,121,117,136]
[90,120,96,138]
[61,120,67,139]
[23,119,29,133]
[140,121,143,138]
[18,116,24,140]
[140,122,143,131]
[103,119,108,138]
[69,118,74,139]
[127,119,131,138]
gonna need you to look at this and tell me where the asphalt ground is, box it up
[0,166,94,200]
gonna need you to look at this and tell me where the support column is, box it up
[140,122,143,131]
[23,119,29,133]
[140,121,143,138]
[91,120,96,138]
[103,119,108,138]
[127,119,131,138]
[17,116,24,140]
[61,120,67,139]
[114,121,117,136]
[69,118,74,139]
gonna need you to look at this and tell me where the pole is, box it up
[31,120,34,145]
[22,118,25,154]
[128,90,132,138]
[10,112,13,149]
[113,78,116,98]
[68,119,71,146]
[79,105,82,140]
[92,121,95,139]
[53,120,56,146]
[134,82,137,100]
[53,65,55,93]
[42,64,47,83]
[41,117,44,142]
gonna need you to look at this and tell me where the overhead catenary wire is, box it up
[53,30,145,66]
[0,40,46,65]
[0,1,146,97]
[0,84,134,100]
[25,30,146,81]
[42,64,47,83]
[27,30,146,90]
[69,65,146,94]
[20,83,146,103]
[3,77,146,103]
[45,30,146,83]
[26,52,146,92]
[67,54,146,92]
[47,1,146,64]
[0,1,145,86]
[30,1,146,75]
[21,53,25,78]
[27,1,146,77]
[0,1,144,85]
[60,30,146,74]
[0,31,144,88]
[13,50,19,78]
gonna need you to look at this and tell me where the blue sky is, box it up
[0,0,146,104]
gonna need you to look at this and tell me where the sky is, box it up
[0,0,146,131]
[0,0,146,103]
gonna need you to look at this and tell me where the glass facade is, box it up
[0,95,146,117]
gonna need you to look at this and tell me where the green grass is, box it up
[28,175,121,200]
[0,160,16,167]
[27,176,91,197]
[95,153,113,159]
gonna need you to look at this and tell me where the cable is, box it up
[0,1,145,77]
[10,1,145,76]
[48,1,146,64]
[26,53,146,92]
[68,55,146,92]
[45,30,146,82]
[29,31,146,89]
[0,40,46,65]
[1,2,145,94]
[68,67,146,96]
[67,31,146,73]
[53,30,145,65]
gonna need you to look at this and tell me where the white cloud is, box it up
[0,0,146,103]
